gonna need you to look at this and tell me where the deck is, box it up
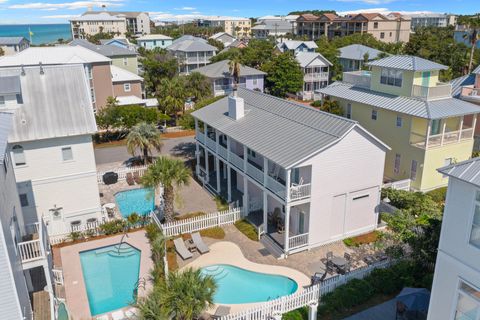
[33,291,51,320]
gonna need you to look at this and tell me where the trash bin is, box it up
[102,172,118,185]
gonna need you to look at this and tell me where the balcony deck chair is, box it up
[192,232,210,254]
[126,172,135,186]
[173,237,193,260]
[133,171,141,184]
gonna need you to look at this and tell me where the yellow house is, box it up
[318,55,480,191]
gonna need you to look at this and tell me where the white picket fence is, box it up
[97,165,149,184]
[157,208,242,237]
[383,178,411,191]
[220,284,320,320]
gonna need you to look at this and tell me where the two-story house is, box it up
[167,35,218,74]
[452,65,480,140]
[295,52,331,100]
[137,34,173,50]
[191,88,389,257]
[318,55,480,192]
[0,37,30,56]
[338,44,384,72]
[210,32,236,47]
[0,65,102,239]
[0,112,55,320]
[192,60,266,96]
[428,158,480,320]
[276,40,318,54]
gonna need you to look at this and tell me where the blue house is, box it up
[137,34,173,50]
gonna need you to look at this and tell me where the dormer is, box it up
[0,75,23,109]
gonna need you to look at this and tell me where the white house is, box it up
[0,112,55,320]
[295,52,332,100]
[191,88,389,257]
[0,65,102,237]
[428,158,480,320]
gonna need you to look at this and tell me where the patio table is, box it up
[185,239,197,252]
[331,256,347,268]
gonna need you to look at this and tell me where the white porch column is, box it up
[263,190,268,231]
[216,157,221,193]
[205,149,210,184]
[308,301,319,320]
[286,169,291,202]
[243,145,248,172]
[425,120,432,149]
[195,143,200,177]
[263,158,268,187]
[440,120,447,146]
[473,115,478,139]
[284,204,290,254]
[226,136,231,162]
[227,166,232,202]
[243,176,248,215]
[43,262,55,320]
[458,116,464,142]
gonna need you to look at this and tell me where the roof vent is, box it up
[228,94,244,120]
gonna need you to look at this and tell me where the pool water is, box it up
[115,188,155,217]
[201,264,298,304]
[80,243,141,316]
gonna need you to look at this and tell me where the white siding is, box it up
[299,126,386,246]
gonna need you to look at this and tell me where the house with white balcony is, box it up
[452,65,480,140]
[191,88,389,257]
[428,158,480,320]
[295,52,331,100]
[0,112,55,320]
[166,35,218,74]
[0,65,102,239]
[192,59,266,96]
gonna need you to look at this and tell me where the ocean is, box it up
[0,24,72,45]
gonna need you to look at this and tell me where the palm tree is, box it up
[228,54,241,93]
[136,268,216,320]
[460,14,480,73]
[158,77,187,118]
[185,72,212,102]
[126,122,163,165]
[141,156,190,222]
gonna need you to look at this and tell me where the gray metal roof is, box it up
[0,112,13,162]
[367,55,447,71]
[438,157,480,188]
[338,44,383,61]
[450,74,476,98]
[0,37,28,45]
[474,65,480,74]
[0,76,21,95]
[295,52,332,68]
[277,41,318,51]
[317,81,480,119]
[192,60,266,79]
[192,87,361,168]
[0,65,97,143]
[252,20,293,31]
[70,39,136,57]
[167,36,217,53]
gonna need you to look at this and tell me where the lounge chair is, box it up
[212,306,230,319]
[133,171,141,184]
[173,238,193,260]
[192,232,210,254]
[126,172,135,186]
[111,310,126,320]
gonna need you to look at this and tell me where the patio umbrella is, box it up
[396,288,431,313]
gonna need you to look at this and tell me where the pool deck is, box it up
[183,241,311,314]
[60,230,153,320]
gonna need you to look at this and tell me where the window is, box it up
[62,147,73,161]
[380,68,403,87]
[380,32,385,39]
[396,116,403,127]
[454,280,480,319]
[86,65,93,79]
[123,58,128,66]
[90,87,96,103]
[394,154,401,174]
[19,194,28,207]
[373,22,379,29]
[371,109,378,120]
[470,191,480,249]
[410,160,417,181]
[12,145,26,166]
[248,149,256,158]
[346,103,352,119]
[389,32,393,37]
[124,83,131,92]
[16,94,23,104]
[0,96,4,106]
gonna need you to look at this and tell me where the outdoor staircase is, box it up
[260,235,285,259]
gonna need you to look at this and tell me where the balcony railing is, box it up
[205,136,217,151]
[18,222,47,265]
[247,162,264,184]
[288,233,309,251]
[410,128,474,148]
[196,131,205,144]
[229,151,244,170]
[304,72,329,82]
[461,86,480,100]
[218,144,228,160]
[266,175,286,199]
[412,83,452,100]
[342,71,371,89]
[290,183,312,201]
[213,83,246,92]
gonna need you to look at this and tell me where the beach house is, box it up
[167,36,218,74]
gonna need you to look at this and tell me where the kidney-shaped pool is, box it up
[201,264,298,304]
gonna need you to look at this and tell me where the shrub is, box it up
[282,309,305,320]
[175,211,206,220]
[200,227,225,239]
[426,187,447,204]
[214,195,229,211]
[166,239,179,271]
[127,213,141,228]
[99,219,127,235]
[343,231,382,247]
[310,100,322,107]
[68,231,83,242]
[177,112,195,130]
[84,229,96,238]
[234,219,258,241]
[145,223,161,242]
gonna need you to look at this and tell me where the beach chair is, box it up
[173,238,193,260]
[133,171,141,184]
[126,172,135,186]
[192,232,210,254]
[212,306,230,319]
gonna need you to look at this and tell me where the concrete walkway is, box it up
[343,299,396,320]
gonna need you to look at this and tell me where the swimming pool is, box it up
[201,264,298,304]
[80,243,141,316]
[115,188,155,217]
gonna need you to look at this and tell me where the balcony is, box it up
[229,151,244,170]
[205,136,217,152]
[218,144,228,160]
[412,82,452,100]
[342,71,371,89]
[18,222,48,269]
[460,86,480,103]
[266,175,286,199]
[196,130,205,144]
[247,162,264,184]
[304,72,329,82]
[290,183,312,201]
[213,83,246,95]
[410,128,474,149]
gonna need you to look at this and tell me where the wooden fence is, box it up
[156,208,242,237]
[97,165,149,184]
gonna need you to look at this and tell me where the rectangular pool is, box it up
[115,188,155,218]
[80,243,141,316]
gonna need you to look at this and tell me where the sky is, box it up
[0,0,477,24]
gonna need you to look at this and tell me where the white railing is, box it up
[156,208,242,237]
[304,72,329,82]
[461,86,480,99]
[288,233,309,251]
[410,128,474,149]
[290,183,311,201]
[18,239,43,263]
[342,71,371,89]
[248,198,263,213]
[412,83,452,100]
[220,284,320,320]
[97,165,149,184]
[196,131,205,144]
[229,152,244,170]
[205,137,217,151]
[52,269,64,286]
[383,179,411,191]
[266,175,286,199]
[47,216,119,245]
[247,162,264,184]
[218,144,228,160]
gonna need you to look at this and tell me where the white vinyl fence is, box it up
[155,208,242,237]
[220,284,320,320]
[383,179,411,191]
[97,165,149,184]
